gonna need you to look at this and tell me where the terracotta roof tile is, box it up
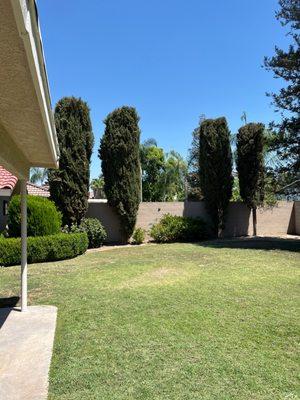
[26,182,50,197]
[0,166,50,197]
[0,166,18,190]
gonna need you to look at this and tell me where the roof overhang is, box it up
[0,0,59,179]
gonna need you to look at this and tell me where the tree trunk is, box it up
[217,226,222,239]
[252,207,257,236]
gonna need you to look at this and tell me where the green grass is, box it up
[1,241,299,399]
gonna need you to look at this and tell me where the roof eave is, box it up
[11,0,59,168]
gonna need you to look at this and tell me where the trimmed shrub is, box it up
[8,195,62,237]
[80,218,107,248]
[150,214,208,243]
[131,228,145,245]
[0,232,88,267]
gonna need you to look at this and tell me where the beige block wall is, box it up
[87,200,298,243]
[294,202,300,235]
[87,201,122,242]
[250,201,295,237]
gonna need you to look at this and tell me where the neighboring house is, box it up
[0,166,50,231]
[26,182,50,197]
[0,166,18,231]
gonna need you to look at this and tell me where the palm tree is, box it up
[30,168,48,185]
[90,176,105,198]
[160,151,188,201]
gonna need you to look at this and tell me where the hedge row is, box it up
[0,233,88,267]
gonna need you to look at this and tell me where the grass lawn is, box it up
[1,241,299,399]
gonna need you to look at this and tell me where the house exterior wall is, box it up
[0,195,11,232]
[86,200,297,243]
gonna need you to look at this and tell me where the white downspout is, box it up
[21,179,27,312]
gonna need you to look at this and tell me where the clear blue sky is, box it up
[38,0,289,179]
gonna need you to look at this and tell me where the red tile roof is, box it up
[0,166,50,197]
[0,166,18,190]
[26,182,50,197]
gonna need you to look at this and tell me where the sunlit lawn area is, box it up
[1,241,299,399]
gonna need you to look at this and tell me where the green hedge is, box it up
[0,233,88,267]
[150,214,209,243]
[8,195,62,237]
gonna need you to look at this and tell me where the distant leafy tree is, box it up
[231,177,242,202]
[236,123,265,236]
[199,117,233,237]
[48,97,94,226]
[264,0,300,179]
[30,168,48,185]
[140,140,187,201]
[99,106,141,242]
[140,140,165,201]
[161,151,188,201]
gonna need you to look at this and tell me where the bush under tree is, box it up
[199,117,233,237]
[80,218,107,248]
[8,195,62,237]
[237,123,265,236]
[99,106,141,242]
[48,97,94,226]
[131,227,145,245]
[150,214,208,243]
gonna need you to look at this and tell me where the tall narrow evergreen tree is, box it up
[187,114,206,200]
[199,117,233,237]
[99,106,141,242]
[48,97,94,226]
[237,123,265,236]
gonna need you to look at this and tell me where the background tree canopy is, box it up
[264,0,300,186]
[140,140,188,201]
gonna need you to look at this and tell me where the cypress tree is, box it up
[199,117,233,237]
[237,123,265,236]
[48,97,94,226]
[99,106,141,242]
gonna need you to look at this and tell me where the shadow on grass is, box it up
[0,296,19,308]
[198,237,300,252]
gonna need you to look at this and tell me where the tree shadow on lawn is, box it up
[197,237,300,252]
